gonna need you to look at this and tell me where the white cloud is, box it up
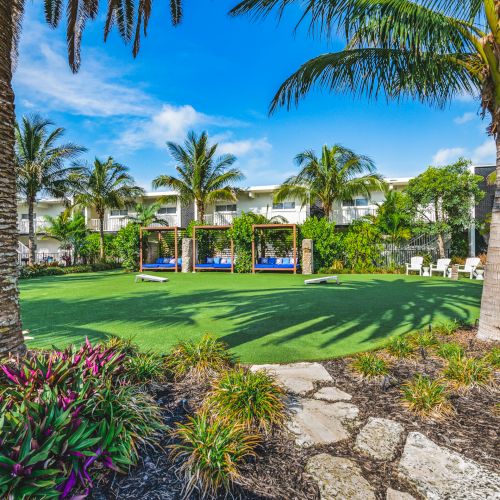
[432,147,466,165]
[472,140,495,164]
[218,138,272,156]
[454,112,476,125]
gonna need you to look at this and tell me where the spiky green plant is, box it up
[409,330,438,349]
[401,374,453,419]
[484,347,500,369]
[443,356,493,389]
[102,336,140,356]
[170,412,260,497]
[433,320,460,336]
[204,368,286,432]
[386,336,414,358]
[351,352,388,378]
[436,342,465,361]
[125,352,167,384]
[166,335,236,381]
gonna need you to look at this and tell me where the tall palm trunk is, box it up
[98,214,105,261]
[0,0,25,357]
[477,131,500,341]
[28,195,36,265]
[198,200,205,223]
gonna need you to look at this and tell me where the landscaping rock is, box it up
[313,386,352,402]
[386,488,416,500]
[287,398,358,447]
[250,362,333,395]
[354,417,404,461]
[398,432,500,499]
[306,454,376,500]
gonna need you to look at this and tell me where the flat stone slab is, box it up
[386,488,416,500]
[306,454,376,500]
[251,362,332,395]
[355,417,404,461]
[288,398,358,447]
[313,386,352,402]
[398,432,500,499]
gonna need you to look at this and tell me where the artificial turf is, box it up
[20,271,482,363]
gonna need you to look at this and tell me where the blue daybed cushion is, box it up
[282,257,290,264]
[178,257,182,265]
[268,257,277,265]
[214,257,221,264]
[207,257,214,264]
[143,263,159,268]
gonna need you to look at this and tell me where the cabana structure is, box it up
[193,225,234,272]
[140,226,181,272]
[252,224,298,273]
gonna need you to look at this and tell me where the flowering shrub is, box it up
[0,340,163,498]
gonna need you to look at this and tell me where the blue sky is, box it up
[14,1,495,189]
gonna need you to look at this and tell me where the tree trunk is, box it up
[437,232,446,259]
[99,215,105,261]
[0,0,25,357]
[477,131,500,341]
[198,201,205,223]
[28,195,36,265]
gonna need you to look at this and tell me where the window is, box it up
[157,207,177,215]
[110,209,128,217]
[215,204,237,212]
[342,198,369,207]
[21,213,34,220]
[272,201,295,210]
[342,200,355,207]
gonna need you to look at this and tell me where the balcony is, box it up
[18,219,50,234]
[330,207,377,225]
[89,214,179,232]
[203,212,237,226]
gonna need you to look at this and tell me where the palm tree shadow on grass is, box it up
[22,276,482,359]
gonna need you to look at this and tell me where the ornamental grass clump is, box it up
[171,412,260,497]
[401,374,453,419]
[443,356,493,390]
[124,352,167,384]
[386,336,414,358]
[484,347,500,369]
[351,352,388,378]
[436,342,465,361]
[0,339,163,498]
[432,320,460,336]
[166,334,236,381]
[204,368,286,433]
[409,329,438,350]
[102,335,140,356]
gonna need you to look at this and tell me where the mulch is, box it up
[92,327,499,500]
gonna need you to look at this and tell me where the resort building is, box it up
[16,167,495,265]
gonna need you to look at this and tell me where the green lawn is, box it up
[20,271,482,363]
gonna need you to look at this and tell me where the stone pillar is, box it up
[450,264,459,280]
[302,239,314,275]
[182,238,193,273]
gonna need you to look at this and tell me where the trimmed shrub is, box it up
[299,217,342,270]
[204,368,286,432]
[401,374,453,419]
[351,353,388,378]
[343,219,383,271]
[171,412,260,497]
[228,213,254,273]
[166,335,236,381]
[115,222,141,271]
[20,262,120,279]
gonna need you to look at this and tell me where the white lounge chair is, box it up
[406,256,424,275]
[430,258,451,277]
[454,258,481,279]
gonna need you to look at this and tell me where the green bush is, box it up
[204,368,286,432]
[351,352,388,378]
[125,352,168,384]
[299,216,343,270]
[443,356,493,389]
[436,342,465,361]
[228,213,254,273]
[433,320,460,336]
[386,336,414,358]
[343,219,383,271]
[484,347,500,369]
[171,412,260,497]
[115,222,141,271]
[20,262,120,279]
[409,330,438,349]
[166,335,236,381]
[401,374,453,419]
[80,232,118,264]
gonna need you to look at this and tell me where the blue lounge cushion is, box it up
[268,257,277,265]
[276,258,283,265]
[143,263,159,268]
[282,257,290,265]
[178,258,182,265]
[260,257,268,264]
[207,257,214,264]
[214,257,221,264]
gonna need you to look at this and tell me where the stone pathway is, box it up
[251,362,500,500]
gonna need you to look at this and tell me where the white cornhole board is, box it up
[135,274,168,283]
[304,276,339,285]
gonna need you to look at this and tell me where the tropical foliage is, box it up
[16,114,84,265]
[300,216,341,270]
[71,157,144,260]
[153,131,244,222]
[115,222,141,271]
[274,144,385,217]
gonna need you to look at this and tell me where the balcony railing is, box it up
[18,219,50,233]
[90,214,179,232]
[203,212,237,226]
[330,207,377,225]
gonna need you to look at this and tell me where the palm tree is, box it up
[152,131,245,222]
[16,115,85,265]
[0,0,182,356]
[72,157,144,260]
[374,191,412,245]
[131,202,163,227]
[275,144,385,218]
[44,209,88,265]
[231,0,500,341]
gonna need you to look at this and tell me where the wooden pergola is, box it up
[139,226,180,272]
[192,225,234,272]
[252,223,298,274]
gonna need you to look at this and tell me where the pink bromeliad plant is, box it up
[0,339,163,498]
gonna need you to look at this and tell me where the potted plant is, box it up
[422,253,432,277]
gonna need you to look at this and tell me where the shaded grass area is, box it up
[20,271,482,363]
